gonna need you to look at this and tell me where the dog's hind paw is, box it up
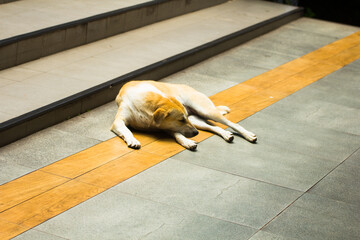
[222,131,234,143]
[217,106,231,115]
[244,131,257,143]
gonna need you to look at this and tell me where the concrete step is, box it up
[0,0,226,70]
[0,0,303,147]
[0,0,16,4]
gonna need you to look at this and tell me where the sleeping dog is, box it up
[111,80,256,150]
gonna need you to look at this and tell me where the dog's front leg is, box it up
[111,114,141,149]
[171,132,197,151]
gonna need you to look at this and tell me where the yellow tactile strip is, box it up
[1,31,360,239]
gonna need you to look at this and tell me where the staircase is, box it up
[0,0,303,147]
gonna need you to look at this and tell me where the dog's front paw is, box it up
[182,138,198,151]
[244,131,257,143]
[126,138,141,149]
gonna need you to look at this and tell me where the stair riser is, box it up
[0,0,17,3]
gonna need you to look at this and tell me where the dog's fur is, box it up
[111,80,256,150]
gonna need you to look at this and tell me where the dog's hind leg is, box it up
[205,110,257,143]
[111,110,141,149]
[188,115,234,142]
[184,93,256,142]
[183,89,256,142]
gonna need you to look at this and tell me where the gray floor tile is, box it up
[161,71,237,97]
[308,148,360,206]
[173,134,338,192]
[12,230,67,240]
[0,157,34,185]
[287,18,360,39]
[227,0,297,20]
[142,213,255,240]
[301,66,360,109]
[114,159,302,228]
[249,230,298,240]
[318,65,360,91]
[243,26,338,58]
[0,128,100,169]
[240,111,360,163]
[298,86,360,112]
[345,147,360,166]
[346,58,360,71]
[54,102,118,142]
[262,98,360,136]
[258,66,360,135]
[176,54,269,84]
[225,46,296,70]
[263,193,360,240]
[31,189,255,240]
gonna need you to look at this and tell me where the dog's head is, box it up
[152,97,198,138]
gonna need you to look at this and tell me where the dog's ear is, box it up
[153,108,168,126]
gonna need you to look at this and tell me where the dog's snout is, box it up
[184,129,198,138]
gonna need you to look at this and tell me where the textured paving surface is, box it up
[2,18,360,239]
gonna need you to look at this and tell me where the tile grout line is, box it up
[255,146,360,238]
[305,146,360,194]
[171,158,306,193]
[0,30,359,239]
[112,188,258,231]
[255,191,306,237]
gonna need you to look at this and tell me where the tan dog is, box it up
[111,80,257,150]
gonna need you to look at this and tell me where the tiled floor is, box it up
[1,18,360,240]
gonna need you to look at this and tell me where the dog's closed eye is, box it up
[179,118,186,123]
